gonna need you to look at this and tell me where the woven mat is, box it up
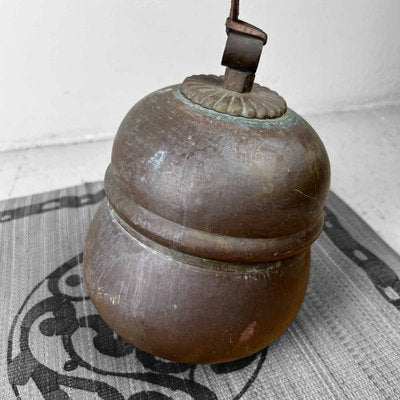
[1,182,400,400]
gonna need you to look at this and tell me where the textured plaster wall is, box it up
[0,0,399,150]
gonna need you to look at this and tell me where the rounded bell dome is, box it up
[105,83,330,263]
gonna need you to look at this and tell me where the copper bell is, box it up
[83,0,330,364]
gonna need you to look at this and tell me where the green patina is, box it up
[173,86,300,129]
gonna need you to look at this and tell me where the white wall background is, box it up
[1,0,399,151]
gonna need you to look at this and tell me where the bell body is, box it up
[84,84,330,364]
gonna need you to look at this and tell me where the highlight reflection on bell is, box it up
[83,0,330,364]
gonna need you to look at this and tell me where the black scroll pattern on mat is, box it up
[0,190,106,223]
[7,253,268,400]
[323,208,400,310]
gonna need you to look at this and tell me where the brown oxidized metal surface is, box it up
[84,200,311,365]
[106,86,329,244]
[83,83,330,364]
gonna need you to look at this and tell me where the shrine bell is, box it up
[83,0,330,364]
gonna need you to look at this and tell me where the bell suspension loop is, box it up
[222,0,268,93]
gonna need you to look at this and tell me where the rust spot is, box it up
[239,321,257,343]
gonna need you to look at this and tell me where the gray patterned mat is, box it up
[1,182,400,399]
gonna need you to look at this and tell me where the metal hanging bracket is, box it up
[222,0,268,93]
[181,0,286,119]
